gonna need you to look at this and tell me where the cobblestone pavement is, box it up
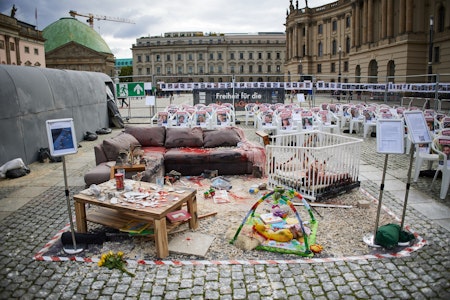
[1,125,450,299]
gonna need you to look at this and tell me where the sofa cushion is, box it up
[103,132,140,161]
[203,128,241,148]
[165,127,203,148]
[124,125,165,147]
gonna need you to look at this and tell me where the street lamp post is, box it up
[428,16,434,83]
[338,46,342,101]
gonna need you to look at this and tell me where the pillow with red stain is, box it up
[165,127,204,148]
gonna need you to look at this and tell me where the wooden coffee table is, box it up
[73,179,198,258]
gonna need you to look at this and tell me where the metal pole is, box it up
[400,145,415,230]
[428,16,434,84]
[372,154,389,243]
[62,156,84,254]
[338,46,342,102]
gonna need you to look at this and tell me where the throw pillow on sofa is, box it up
[203,128,241,148]
[103,132,140,161]
[165,127,203,148]
[124,125,165,147]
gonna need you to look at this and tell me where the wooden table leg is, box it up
[74,201,87,233]
[187,194,198,230]
[154,217,169,258]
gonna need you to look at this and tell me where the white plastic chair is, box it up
[413,143,439,182]
[430,135,450,199]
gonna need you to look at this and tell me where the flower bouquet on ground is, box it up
[98,251,135,277]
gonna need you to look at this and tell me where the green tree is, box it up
[119,66,133,82]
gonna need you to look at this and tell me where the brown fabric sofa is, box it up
[84,125,266,186]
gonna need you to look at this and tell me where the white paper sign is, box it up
[376,119,405,154]
[145,96,156,106]
[404,111,432,144]
[297,93,305,102]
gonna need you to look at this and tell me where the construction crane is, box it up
[69,10,135,28]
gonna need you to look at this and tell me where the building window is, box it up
[0,40,4,49]
[434,47,440,63]
[138,68,142,75]
[10,42,15,50]
[188,66,193,74]
[302,27,306,36]
[267,52,271,59]
[249,65,253,73]
[156,55,160,62]
[318,24,323,35]
[24,46,30,53]
[258,65,262,73]
[146,55,150,62]
[218,52,223,60]
[146,68,150,75]
[230,52,235,60]
[156,67,160,75]
[209,53,214,60]
[218,65,223,73]
[344,61,349,72]
[346,16,351,28]
[276,52,281,59]
[332,40,337,55]
[209,65,214,74]
[258,52,262,59]
[318,42,323,57]
[199,66,204,74]
[178,66,183,74]
[331,62,336,73]
[249,52,253,60]
[438,6,445,32]
[276,65,281,73]
[346,37,351,53]
[166,54,171,61]
[302,45,306,57]
[332,20,337,31]
[198,53,203,60]
[177,54,182,61]
[239,52,244,59]
[167,66,172,74]
[267,65,271,72]
[239,65,244,73]
[137,55,142,63]
[188,53,193,60]
[317,64,322,73]
[230,66,235,73]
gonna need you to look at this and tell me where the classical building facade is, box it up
[131,32,286,83]
[43,18,115,77]
[0,11,46,67]
[285,0,450,83]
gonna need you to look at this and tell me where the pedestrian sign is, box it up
[116,82,144,98]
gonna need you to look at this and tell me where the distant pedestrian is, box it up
[119,98,128,108]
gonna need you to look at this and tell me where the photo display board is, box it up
[46,118,78,157]
[376,119,405,154]
[403,111,432,144]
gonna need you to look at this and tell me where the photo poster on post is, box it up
[46,118,78,157]
[376,119,405,154]
[403,111,432,145]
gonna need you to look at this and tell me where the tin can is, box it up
[115,173,124,191]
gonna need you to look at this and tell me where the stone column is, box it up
[381,0,387,39]
[362,0,368,44]
[293,24,298,58]
[368,0,373,43]
[406,0,413,32]
[399,0,406,34]
[355,1,361,46]
[387,0,394,37]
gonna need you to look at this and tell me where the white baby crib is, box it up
[266,131,363,201]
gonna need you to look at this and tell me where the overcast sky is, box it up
[1,0,333,59]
